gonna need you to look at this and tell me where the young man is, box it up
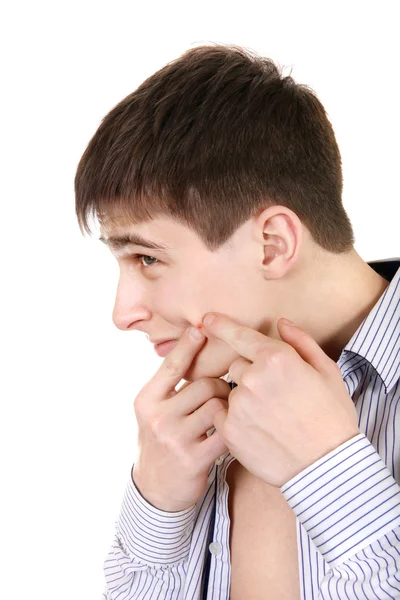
[75,44,400,599]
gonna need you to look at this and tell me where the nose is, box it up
[112,272,151,331]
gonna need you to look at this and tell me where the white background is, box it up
[1,1,399,598]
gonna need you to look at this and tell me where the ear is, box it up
[253,206,303,279]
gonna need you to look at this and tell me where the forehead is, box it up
[99,217,201,256]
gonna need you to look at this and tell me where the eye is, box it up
[133,254,159,268]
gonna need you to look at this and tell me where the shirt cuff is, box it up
[281,434,400,567]
[115,466,198,566]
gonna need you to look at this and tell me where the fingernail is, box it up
[189,326,204,340]
[203,314,216,327]
[281,318,296,326]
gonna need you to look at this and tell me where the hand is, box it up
[132,327,231,512]
[201,313,360,487]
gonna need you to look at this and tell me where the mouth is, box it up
[153,339,178,357]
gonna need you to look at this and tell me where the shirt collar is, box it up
[340,259,400,394]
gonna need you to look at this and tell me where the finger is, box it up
[201,313,280,363]
[200,426,229,462]
[212,406,229,433]
[144,327,207,401]
[176,378,232,416]
[227,356,252,386]
[277,317,332,373]
[188,398,229,440]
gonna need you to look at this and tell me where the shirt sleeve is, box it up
[103,465,198,599]
[281,434,400,599]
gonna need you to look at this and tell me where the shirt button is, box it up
[215,455,225,465]
[209,542,222,555]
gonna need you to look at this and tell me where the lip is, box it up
[150,338,177,345]
[153,339,178,357]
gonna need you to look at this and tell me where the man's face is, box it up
[101,216,276,382]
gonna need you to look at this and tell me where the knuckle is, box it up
[196,377,216,397]
[134,392,156,422]
[164,432,181,452]
[271,349,287,367]
[163,356,181,376]
[259,347,286,368]
[149,413,166,437]
[241,371,256,388]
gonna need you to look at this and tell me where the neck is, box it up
[273,248,390,362]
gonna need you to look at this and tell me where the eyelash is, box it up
[132,254,160,268]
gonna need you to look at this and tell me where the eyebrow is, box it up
[99,233,171,254]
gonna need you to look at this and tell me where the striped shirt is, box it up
[103,259,400,600]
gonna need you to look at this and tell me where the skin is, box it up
[103,204,389,385]
[101,204,392,600]
[200,313,364,485]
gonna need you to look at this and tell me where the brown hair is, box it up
[75,43,355,253]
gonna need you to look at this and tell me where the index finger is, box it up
[144,326,206,400]
[201,313,277,362]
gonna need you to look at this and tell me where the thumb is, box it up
[277,317,331,373]
[213,406,229,434]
